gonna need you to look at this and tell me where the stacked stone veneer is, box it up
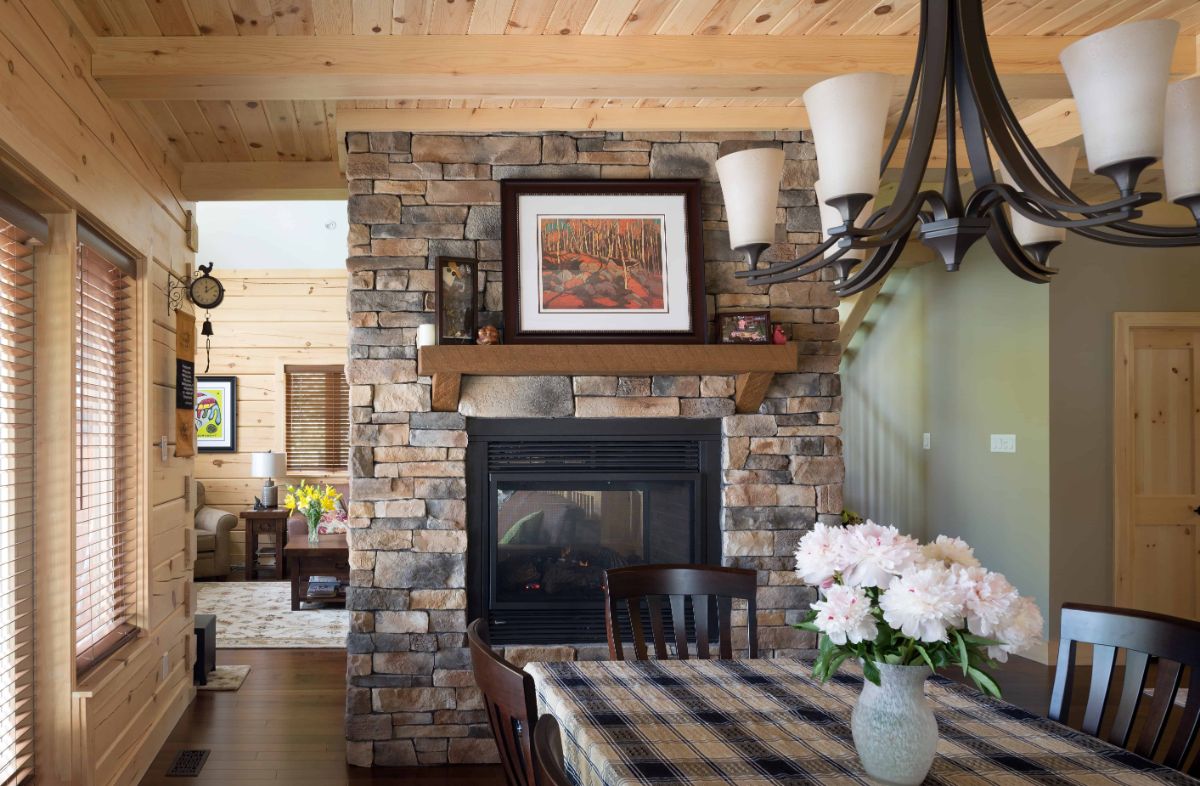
[343,130,844,767]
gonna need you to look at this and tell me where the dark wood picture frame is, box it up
[717,311,772,344]
[195,375,237,453]
[434,256,478,345]
[501,179,707,344]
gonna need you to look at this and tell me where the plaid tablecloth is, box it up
[527,658,1199,786]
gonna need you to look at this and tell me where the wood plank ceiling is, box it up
[71,0,1200,172]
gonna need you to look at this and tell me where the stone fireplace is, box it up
[344,130,842,767]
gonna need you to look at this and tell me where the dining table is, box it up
[526,657,1199,786]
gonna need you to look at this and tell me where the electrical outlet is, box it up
[922,433,931,450]
[990,434,1017,453]
[161,652,170,681]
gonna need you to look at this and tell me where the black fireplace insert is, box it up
[466,418,721,644]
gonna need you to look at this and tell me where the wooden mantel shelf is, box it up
[417,343,801,414]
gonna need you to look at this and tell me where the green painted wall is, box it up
[843,248,1052,639]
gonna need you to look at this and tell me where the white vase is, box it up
[850,663,938,786]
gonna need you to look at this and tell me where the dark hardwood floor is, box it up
[141,648,1061,785]
[140,649,506,785]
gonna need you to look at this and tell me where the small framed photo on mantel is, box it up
[501,179,707,344]
[435,257,478,344]
[717,311,771,344]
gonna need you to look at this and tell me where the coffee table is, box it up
[284,533,349,611]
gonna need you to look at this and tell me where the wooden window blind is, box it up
[74,242,137,675]
[0,217,36,785]
[285,365,349,474]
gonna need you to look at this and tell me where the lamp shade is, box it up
[715,147,785,250]
[1059,19,1178,174]
[1165,76,1200,203]
[803,72,892,201]
[999,145,1080,248]
[816,180,873,261]
[250,451,286,479]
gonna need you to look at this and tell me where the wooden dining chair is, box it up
[467,618,540,786]
[603,564,758,661]
[1050,603,1200,775]
[532,714,573,786]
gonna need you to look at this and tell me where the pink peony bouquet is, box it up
[793,521,1043,697]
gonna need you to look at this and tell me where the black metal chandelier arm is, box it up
[1068,224,1200,247]
[984,216,1057,283]
[1094,218,1200,239]
[865,0,951,238]
[953,0,1082,211]
[837,190,948,249]
[732,237,842,281]
[833,234,911,297]
[964,177,1149,221]
[880,0,928,175]
[965,183,1142,229]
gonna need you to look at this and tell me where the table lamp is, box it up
[251,451,287,508]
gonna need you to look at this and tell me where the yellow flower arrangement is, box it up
[285,480,342,542]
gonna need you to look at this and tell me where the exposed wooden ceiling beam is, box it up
[336,106,810,134]
[180,162,346,200]
[90,34,1197,101]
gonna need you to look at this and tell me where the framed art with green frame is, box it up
[195,375,237,453]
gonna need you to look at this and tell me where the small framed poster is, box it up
[435,257,478,344]
[195,375,237,453]
[717,311,771,344]
[501,180,706,343]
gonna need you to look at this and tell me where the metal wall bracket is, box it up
[166,263,195,316]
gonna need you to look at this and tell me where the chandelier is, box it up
[714,1,1200,296]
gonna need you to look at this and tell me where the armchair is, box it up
[194,481,237,579]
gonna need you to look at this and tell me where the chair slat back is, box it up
[603,564,757,661]
[1050,603,1200,774]
[467,618,539,786]
[532,714,572,786]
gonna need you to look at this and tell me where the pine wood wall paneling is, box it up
[3,2,197,784]
[193,269,348,563]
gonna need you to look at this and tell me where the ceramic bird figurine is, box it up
[772,324,788,345]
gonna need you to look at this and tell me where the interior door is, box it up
[1114,313,1200,619]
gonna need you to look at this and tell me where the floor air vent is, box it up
[166,749,210,777]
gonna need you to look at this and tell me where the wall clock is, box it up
[189,262,225,309]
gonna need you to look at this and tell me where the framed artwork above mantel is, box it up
[500,179,706,344]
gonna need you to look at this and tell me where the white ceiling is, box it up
[196,201,348,270]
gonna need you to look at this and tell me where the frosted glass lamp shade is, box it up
[1059,19,1179,176]
[803,72,893,203]
[816,180,873,261]
[716,147,785,250]
[251,451,287,479]
[1165,77,1200,203]
[999,145,1080,249]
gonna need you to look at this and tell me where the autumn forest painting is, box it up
[538,216,667,310]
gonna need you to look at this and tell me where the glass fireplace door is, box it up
[488,473,698,608]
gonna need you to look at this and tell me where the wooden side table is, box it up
[241,509,290,580]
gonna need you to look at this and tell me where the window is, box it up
[285,365,349,474]
[74,239,137,674]
[0,214,36,784]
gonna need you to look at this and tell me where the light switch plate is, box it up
[160,436,169,462]
[922,433,931,450]
[990,434,1016,453]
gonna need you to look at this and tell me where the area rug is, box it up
[197,665,251,691]
[195,581,347,648]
